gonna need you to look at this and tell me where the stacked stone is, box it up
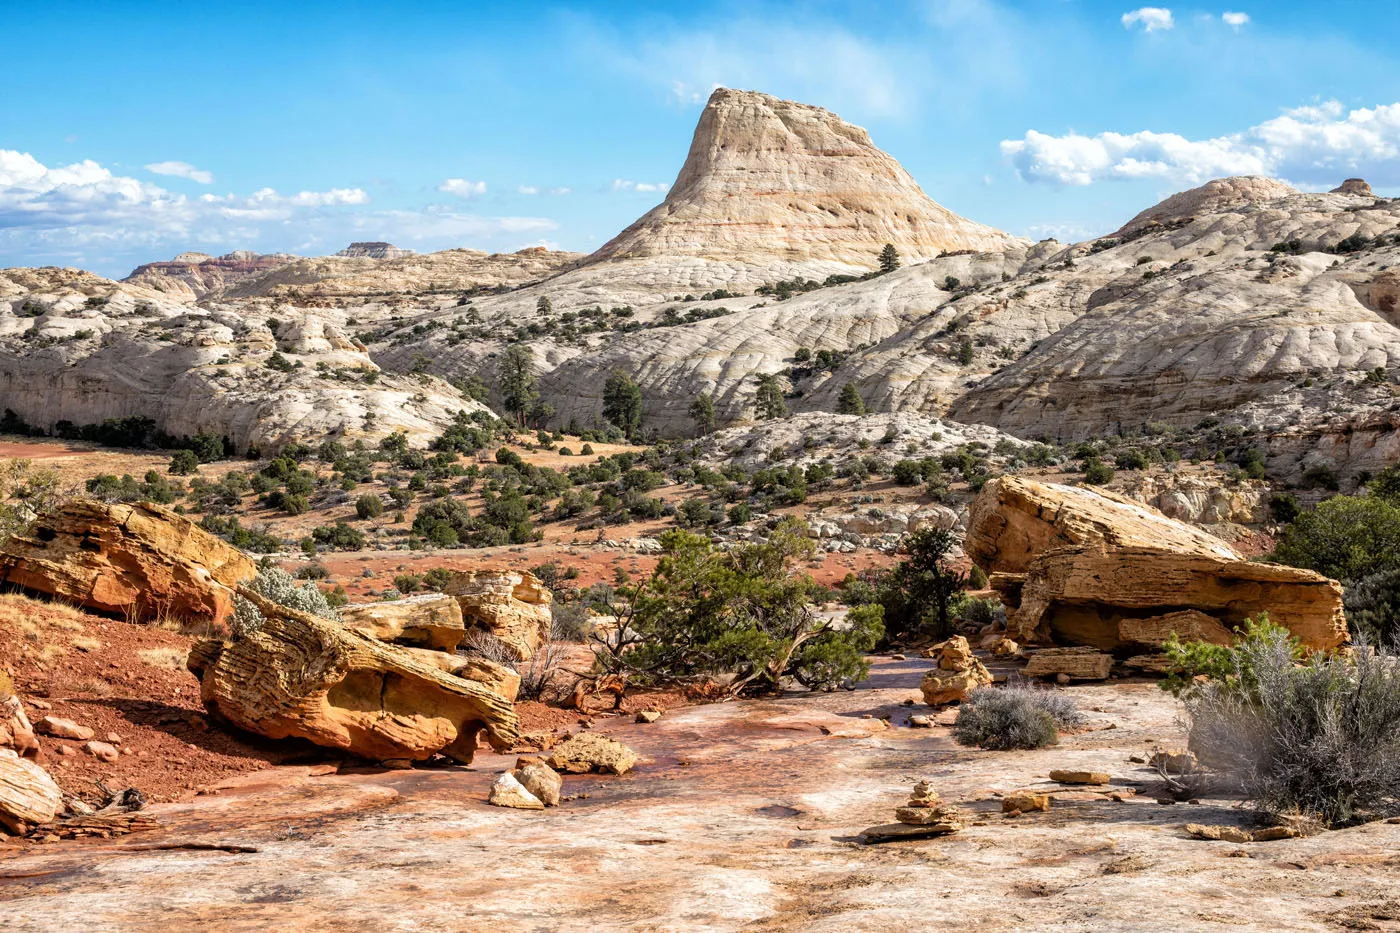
[892,780,963,833]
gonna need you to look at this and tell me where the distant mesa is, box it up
[1331,178,1374,197]
[336,242,414,260]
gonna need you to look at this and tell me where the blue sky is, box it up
[3,0,1400,277]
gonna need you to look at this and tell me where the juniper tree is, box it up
[836,382,866,415]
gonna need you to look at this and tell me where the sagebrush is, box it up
[953,682,1083,750]
[231,566,337,638]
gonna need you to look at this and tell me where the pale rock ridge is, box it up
[1115,175,1298,236]
[124,251,300,301]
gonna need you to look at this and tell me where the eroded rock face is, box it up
[124,250,299,300]
[187,587,519,763]
[968,477,1347,651]
[339,595,466,652]
[443,570,552,661]
[0,499,256,626]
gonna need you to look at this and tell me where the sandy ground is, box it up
[5,656,1399,931]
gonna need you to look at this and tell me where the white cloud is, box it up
[1002,100,1400,187]
[518,185,539,195]
[1222,11,1250,28]
[0,149,557,273]
[612,179,670,194]
[517,185,572,196]
[144,160,213,184]
[1121,7,1174,32]
[437,178,487,198]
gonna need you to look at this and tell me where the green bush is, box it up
[355,494,384,520]
[596,520,882,694]
[1272,495,1400,582]
[169,449,200,475]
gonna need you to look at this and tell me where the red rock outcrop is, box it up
[442,569,552,660]
[0,499,257,627]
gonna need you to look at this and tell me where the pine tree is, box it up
[602,371,643,439]
[497,344,539,425]
[755,374,789,420]
[878,243,900,274]
[836,382,866,415]
[689,393,716,435]
[536,295,552,315]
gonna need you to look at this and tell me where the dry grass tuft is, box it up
[138,646,189,672]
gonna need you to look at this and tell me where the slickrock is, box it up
[0,499,256,627]
[442,569,552,660]
[967,478,1347,651]
[1113,175,1298,236]
[1023,648,1113,682]
[339,594,466,652]
[546,733,638,775]
[488,771,544,810]
[0,267,494,450]
[0,748,62,834]
[187,586,519,764]
[919,636,993,705]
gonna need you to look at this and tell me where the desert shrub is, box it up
[169,449,200,475]
[0,459,64,544]
[1082,457,1115,485]
[231,567,337,638]
[953,682,1083,750]
[311,522,366,550]
[550,600,592,642]
[1271,494,1400,582]
[954,593,1002,628]
[1344,568,1400,647]
[596,520,882,694]
[1182,626,1400,826]
[355,493,384,520]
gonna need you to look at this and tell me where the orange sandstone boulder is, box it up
[0,499,255,627]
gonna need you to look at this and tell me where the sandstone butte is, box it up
[187,586,520,764]
[966,476,1347,652]
[582,86,1026,277]
[0,499,256,627]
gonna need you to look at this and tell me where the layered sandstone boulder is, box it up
[339,594,466,652]
[919,636,992,705]
[969,478,1347,651]
[0,748,62,835]
[187,587,519,763]
[442,570,552,660]
[0,499,257,626]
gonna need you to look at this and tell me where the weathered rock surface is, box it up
[514,756,563,806]
[0,267,497,451]
[1022,648,1113,681]
[968,478,1347,651]
[35,716,94,741]
[546,733,638,775]
[0,499,256,626]
[443,569,552,660]
[397,649,522,703]
[339,594,466,652]
[0,748,62,834]
[1049,769,1111,786]
[187,586,519,763]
